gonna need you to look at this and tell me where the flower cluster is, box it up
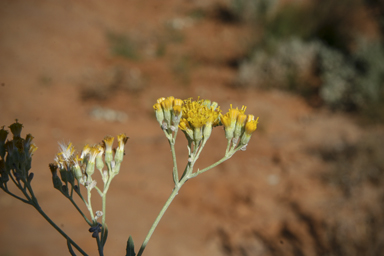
[0,120,38,186]
[50,133,128,193]
[220,104,259,148]
[153,96,259,149]
[153,96,183,130]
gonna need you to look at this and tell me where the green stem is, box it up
[169,141,179,184]
[137,176,187,256]
[100,173,114,249]
[1,187,30,204]
[69,197,92,226]
[33,203,88,256]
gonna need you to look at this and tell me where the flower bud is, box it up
[161,98,173,125]
[103,136,114,165]
[9,120,23,138]
[115,133,128,164]
[234,113,247,139]
[72,155,83,181]
[153,103,164,126]
[95,144,104,171]
[240,115,259,145]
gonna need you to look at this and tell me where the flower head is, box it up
[103,135,114,164]
[115,133,129,164]
[9,120,23,138]
[58,142,75,162]
[117,133,129,151]
[244,115,259,135]
[153,102,164,125]
[220,105,246,140]
[240,115,259,146]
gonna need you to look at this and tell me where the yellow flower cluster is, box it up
[154,96,259,147]
[53,134,128,184]
[153,96,183,129]
[220,104,259,145]
[179,98,221,142]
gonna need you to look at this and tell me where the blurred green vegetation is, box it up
[231,0,384,123]
[107,32,139,60]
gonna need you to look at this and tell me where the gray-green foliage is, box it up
[237,36,384,118]
[237,38,319,90]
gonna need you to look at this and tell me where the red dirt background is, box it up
[0,1,381,256]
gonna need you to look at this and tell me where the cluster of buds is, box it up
[0,120,38,186]
[220,105,259,148]
[49,134,128,193]
[153,96,183,131]
[153,96,259,151]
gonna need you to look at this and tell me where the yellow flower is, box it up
[173,98,183,117]
[157,97,166,104]
[28,143,38,157]
[153,102,164,126]
[234,113,247,139]
[161,98,173,111]
[103,135,114,164]
[115,133,129,164]
[179,118,193,140]
[72,154,83,180]
[88,146,100,163]
[117,133,129,151]
[220,105,246,139]
[182,97,220,129]
[240,115,259,146]
[81,144,91,159]
[244,115,259,135]
[103,136,114,153]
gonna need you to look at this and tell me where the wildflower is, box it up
[71,154,83,181]
[234,113,247,142]
[85,146,100,177]
[95,144,104,171]
[179,118,193,140]
[181,97,221,143]
[103,136,114,164]
[172,98,183,125]
[160,97,174,125]
[220,105,246,140]
[153,103,164,126]
[81,144,91,160]
[240,115,259,146]
[115,133,128,164]
[9,120,23,138]
[57,142,75,164]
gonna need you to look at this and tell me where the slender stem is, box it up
[86,188,95,221]
[100,172,114,249]
[32,203,88,256]
[96,236,104,256]
[137,177,187,256]
[69,197,92,225]
[191,156,229,178]
[225,139,231,154]
[169,141,179,184]
[1,187,30,204]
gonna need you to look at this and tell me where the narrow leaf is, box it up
[102,225,109,246]
[125,235,136,256]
